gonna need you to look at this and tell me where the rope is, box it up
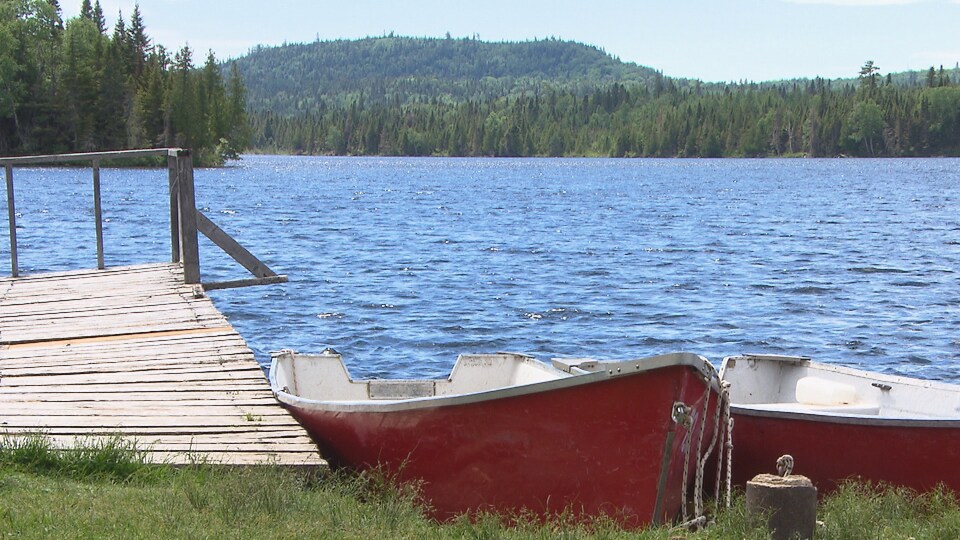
[675,515,709,531]
[675,401,694,522]
[691,378,713,519]
[777,454,794,477]
[676,361,737,529]
[713,380,733,508]
[724,411,734,508]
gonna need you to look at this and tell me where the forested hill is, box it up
[230,37,666,113]
[233,36,960,159]
[7,5,960,162]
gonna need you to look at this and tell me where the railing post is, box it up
[92,159,105,270]
[5,164,17,277]
[1,148,283,289]
[175,150,201,284]
[167,153,181,263]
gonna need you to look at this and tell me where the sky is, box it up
[61,0,960,83]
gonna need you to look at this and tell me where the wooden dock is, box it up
[0,263,326,467]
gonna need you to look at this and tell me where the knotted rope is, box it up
[679,370,735,530]
[777,454,794,477]
[713,380,733,509]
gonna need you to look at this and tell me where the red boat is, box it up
[720,353,960,493]
[270,349,724,526]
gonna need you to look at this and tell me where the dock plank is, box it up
[0,263,325,469]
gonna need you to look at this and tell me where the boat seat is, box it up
[367,380,436,400]
[743,402,881,415]
[795,376,857,406]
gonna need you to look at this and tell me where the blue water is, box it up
[4,156,960,380]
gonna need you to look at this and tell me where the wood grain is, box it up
[0,263,325,468]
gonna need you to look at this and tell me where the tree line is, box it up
[4,6,959,161]
[0,0,249,165]
[250,65,960,158]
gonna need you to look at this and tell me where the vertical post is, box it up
[92,159,105,270]
[176,150,201,284]
[167,153,181,263]
[5,164,17,278]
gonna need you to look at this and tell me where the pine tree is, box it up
[858,60,880,94]
[224,63,250,157]
[168,44,196,148]
[199,50,226,159]
[128,4,149,77]
[79,0,93,20]
[96,39,129,149]
[0,2,23,153]
[133,51,166,146]
[62,15,104,150]
[92,0,105,33]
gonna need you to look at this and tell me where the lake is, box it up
[4,156,959,380]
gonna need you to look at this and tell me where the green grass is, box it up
[2,434,960,539]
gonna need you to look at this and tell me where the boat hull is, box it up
[280,362,717,526]
[731,410,960,493]
[720,354,960,494]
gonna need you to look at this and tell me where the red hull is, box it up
[285,364,716,526]
[731,411,960,493]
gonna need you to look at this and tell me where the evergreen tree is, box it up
[0,2,22,153]
[6,14,960,162]
[133,50,166,146]
[128,4,149,77]
[92,0,105,33]
[858,60,880,94]
[79,0,92,20]
[62,15,104,150]
[167,44,196,148]
[223,63,250,158]
[0,3,248,162]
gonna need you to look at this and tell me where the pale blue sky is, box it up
[63,0,960,82]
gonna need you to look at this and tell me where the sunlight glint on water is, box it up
[4,157,959,380]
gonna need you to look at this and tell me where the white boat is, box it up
[720,353,960,492]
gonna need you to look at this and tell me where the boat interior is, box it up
[271,349,572,402]
[720,354,960,419]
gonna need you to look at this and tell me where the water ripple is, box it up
[7,157,960,381]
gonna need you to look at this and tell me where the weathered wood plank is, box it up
[0,296,223,318]
[0,263,183,285]
[2,320,232,345]
[154,452,324,466]
[0,263,324,468]
[2,426,309,436]
[0,404,298,416]
[0,415,302,428]
[2,328,241,354]
[196,210,279,279]
[1,381,272,393]
[0,351,256,373]
[5,163,18,278]
[0,148,176,166]
[8,343,254,360]
[17,439,322,453]
[176,154,201,284]
[0,396,282,406]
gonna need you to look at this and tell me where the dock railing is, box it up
[1,148,286,290]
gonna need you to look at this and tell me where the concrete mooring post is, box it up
[745,456,817,540]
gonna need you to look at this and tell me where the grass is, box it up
[2,434,960,539]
